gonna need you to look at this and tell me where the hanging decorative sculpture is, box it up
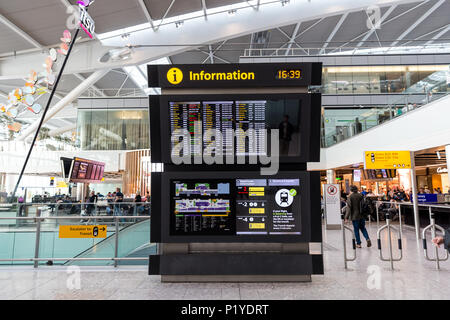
[1,30,73,134]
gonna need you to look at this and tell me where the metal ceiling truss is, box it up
[330,0,431,52]
[156,0,177,31]
[391,0,446,47]
[200,41,229,64]
[138,0,156,31]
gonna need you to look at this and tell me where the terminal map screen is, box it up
[170,178,301,236]
[169,99,301,158]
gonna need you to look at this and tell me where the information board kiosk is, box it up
[148,63,323,282]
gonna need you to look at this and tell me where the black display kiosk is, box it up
[148,63,323,282]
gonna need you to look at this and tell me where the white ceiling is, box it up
[1,0,450,133]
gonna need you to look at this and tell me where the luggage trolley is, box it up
[341,213,356,269]
[377,212,403,270]
[422,207,449,270]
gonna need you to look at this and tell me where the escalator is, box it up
[64,219,152,266]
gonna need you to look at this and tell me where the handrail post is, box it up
[387,218,394,270]
[114,217,119,268]
[430,207,440,270]
[376,201,380,230]
[33,210,41,268]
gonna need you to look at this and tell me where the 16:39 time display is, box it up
[276,69,301,80]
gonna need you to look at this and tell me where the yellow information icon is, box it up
[167,67,183,84]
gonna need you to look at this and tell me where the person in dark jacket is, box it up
[345,185,372,248]
[279,115,294,156]
[432,229,450,252]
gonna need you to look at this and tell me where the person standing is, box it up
[278,115,294,156]
[114,187,124,217]
[345,185,372,248]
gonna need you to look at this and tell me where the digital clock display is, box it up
[276,69,302,80]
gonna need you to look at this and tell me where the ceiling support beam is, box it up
[357,5,397,47]
[17,69,108,141]
[201,0,208,20]
[391,0,445,47]
[319,12,348,54]
[138,0,156,31]
[0,14,42,49]
[285,22,302,55]
[73,73,106,97]
[156,0,176,31]
[425,24,450,45]
[201,41,228,64]
[331,1,429,52]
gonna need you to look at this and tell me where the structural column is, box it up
[445,145,450,192]
[326,169,336,184]
[410,151,421,241]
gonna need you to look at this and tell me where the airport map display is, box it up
[170,179,301,236]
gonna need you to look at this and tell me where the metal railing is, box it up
[422,207,449,270]
[322,90,450,148]
[341,213,356,269]
[0,201,151,268]
[243,43,450,57]
[340,200,449,270]
[377,212,403,270]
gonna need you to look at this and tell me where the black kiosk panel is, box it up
[152,171,318,244]
[150,93,321,164]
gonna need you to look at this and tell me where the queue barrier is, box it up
[422,207,449,270]
[377,212,403,270]
[341,213,356,269]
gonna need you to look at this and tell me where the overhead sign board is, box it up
[78,1,95,39]
[364,151,412,169]
[148,63,322,89]
[59,225,107,238]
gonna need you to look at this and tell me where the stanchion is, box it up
[341,213,356,269]
[422,207,448,270]
[377,212,403,270]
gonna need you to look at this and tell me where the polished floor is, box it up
[0,223,449,300]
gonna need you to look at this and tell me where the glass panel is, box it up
[77,109,149,151]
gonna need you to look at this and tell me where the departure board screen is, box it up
[170,178,301,236]
[169,99,301,158]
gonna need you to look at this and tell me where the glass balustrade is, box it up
[0,202,152,266]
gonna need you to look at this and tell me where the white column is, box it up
[326,169,336,184]
[445,145,450,191]
[410,151,421,241]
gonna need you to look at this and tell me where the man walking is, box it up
[345,185,372,248]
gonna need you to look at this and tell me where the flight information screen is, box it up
[169,99,301,158]
[170,178,301,236]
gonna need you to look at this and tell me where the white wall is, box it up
[308,94,450,170]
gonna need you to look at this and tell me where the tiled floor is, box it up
[1,224,449,300]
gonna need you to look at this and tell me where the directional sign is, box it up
[59,225,107,238]
[364,151,412,169]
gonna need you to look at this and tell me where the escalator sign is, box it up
[59,225,107,238]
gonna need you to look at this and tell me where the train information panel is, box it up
[170,178,301,236]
